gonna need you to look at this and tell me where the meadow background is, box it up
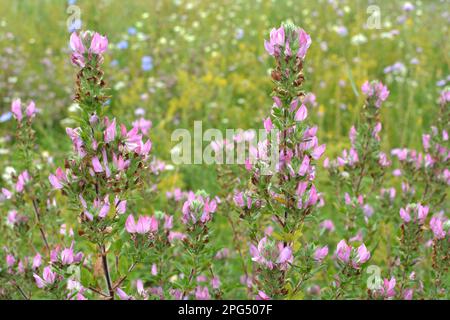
[0,0,449,299]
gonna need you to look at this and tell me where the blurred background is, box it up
[0,0,449,192]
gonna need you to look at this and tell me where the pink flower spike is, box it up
[11,99,23,121]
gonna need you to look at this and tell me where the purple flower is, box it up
[314,246,328,262]
[336,239,351,263]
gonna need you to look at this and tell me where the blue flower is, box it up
[68,19,82,33]
[235,28,244,40]
[117,40,128,50]
[141,56,153,71]
[0,112,12,123]
[128,27,137,35]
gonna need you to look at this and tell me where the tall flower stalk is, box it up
[236,23,327,299]
[48,31,152,299]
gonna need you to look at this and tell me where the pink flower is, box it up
[92,156,103,173]
[297,28,312,59]
[264,26,285,56]
[355,243,371,265]
[422,134,431,150]
[277,246,292,264]
[33,266,57,288]
[298,155,310,176]
[71,52,85,68]
[320,219,335,232]
[195,286,210,300]
[151,263,158,276]
[273,96,282,107]
[311,144,326,160]
[90,32,108,54]
[132,118,152,135]
[403,289,413,300]
[69,32,85,54]
[11,99,23,121]
[116,288,133,300]
[114,196,127,215]
[121,125,143,152]
[211,276,221,289]
[256,291,271,300]
[233,191,245,207]
[290,98,299,112]
[49,167,67,189]
[6,254,15,267]
[61,247,74,265]
[15,170,30,193]
[336,239,351,263]
[104,118,116,143]
[26,101,36,118]
[32,253,42,269]
[399,207,411,223]
[7,210,17,225]
[263,117,273,133]
[314,246,329,262]
[2,188,12,199]
[361,81,390,108]
[306,184,319,207]
[295,103,308,121]
[98,195,110,218]
[136,279,147,297]
[349,126,357,146]
[430,216,446,239]
[112,153,130,171]
[381,277,396,298]
[125,215,158,234]
[417,204,429,224]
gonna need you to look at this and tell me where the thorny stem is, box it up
[100,244,114,299]
[13,282,29,300]
[31,198,50,253]
[225,212,252,298]
[113,261,137,290]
